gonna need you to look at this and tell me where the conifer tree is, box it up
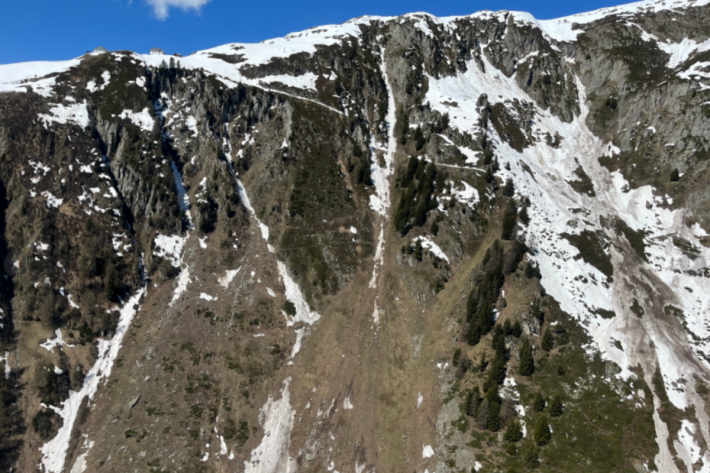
[487,351,508,387]
[532,391,546,412]
[488,400,501,431]
[504,319,513,336]
[465,386,482,417]
[104,262,118,301]
[512,320,522,338]
[401,156,419,188]
[478,353,488,372]
[531,299,544,324]
[452,348,462,367]
[414,127,426,150]
[476,399,490,430]
[504,419,523,443]
[485,384,502,431]
[519,337,535,376]
[519,204,530,226]
[414,239,423,261]
[550,395,563,418]
[522,441,540,469]
[492,158,500,172]
[467,323,481,346]
[492,324,506,354]
[431,219,439,236]
[503,178,515,197]
[399,112,410,145]
[534,415,551,446]
[502,199,518,240]
[485,165,495,184]
[541,328,554,351]
[525,262,536,279]
[670,168,680,182]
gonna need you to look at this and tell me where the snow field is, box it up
[425,36,710,471]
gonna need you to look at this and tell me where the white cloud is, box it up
[143,0,211,20]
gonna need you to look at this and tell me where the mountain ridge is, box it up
[1,0,710,471]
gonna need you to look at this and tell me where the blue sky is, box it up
[1,0,629,64]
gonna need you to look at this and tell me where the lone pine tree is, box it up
[541,328,554,351]
[534,415,551,446]
[504,418,523,443]
[550,395,564,417]
[519,337,535,376]
[532,391,546,412]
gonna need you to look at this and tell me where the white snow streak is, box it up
[368,49,398,325]
[244,378,297,473]
[41,288,146,473]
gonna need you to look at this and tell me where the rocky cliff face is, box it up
[1,0,710,472]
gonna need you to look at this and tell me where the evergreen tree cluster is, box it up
[462,315,528,434]
[466,241,505,346]
[394,157,442,234]
[465,383,505,432]
[465,238,527,347]
[502,199,518,240]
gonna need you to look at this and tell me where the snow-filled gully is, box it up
[425,54,710,471]
[40,287,146,473]
[368,49,398,327]
[223,127,320,472]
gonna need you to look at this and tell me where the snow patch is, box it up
[39,101,90,129]
[450,180,480,207]
[153,234,187,268]
[343,394,354,410]
[244,378,296,473]
[42,191,63,208]
[423,445,435,458]
[0,352,11,379]
[171,267,191,307]
[413,236,450,263]
[118,108,155,132]
[40,329,74,353]
[219,268,240,288]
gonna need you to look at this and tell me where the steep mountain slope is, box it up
[1,0,710,471]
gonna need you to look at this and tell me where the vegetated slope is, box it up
[1,0,710,471]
